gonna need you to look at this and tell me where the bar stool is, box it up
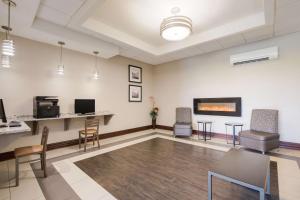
[79,118,100,152]
[14,126,49,186]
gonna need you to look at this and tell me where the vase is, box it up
[152,118,156,129]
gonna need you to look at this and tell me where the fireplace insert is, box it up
[193,97,241,117]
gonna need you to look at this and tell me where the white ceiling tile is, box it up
[276,0,300,9]
[37,5,70,26]
[275,1,300,35]
[217,34,245,49]
[196,41,223,53]
[243,25,273,43]
[41,0,85,15]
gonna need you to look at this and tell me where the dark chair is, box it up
[239,109,279,154]
[14,126,49,186]
[79,118,100,152]
[173,107,193,137]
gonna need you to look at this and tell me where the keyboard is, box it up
[0,124,8,128]
[9,121,22,127]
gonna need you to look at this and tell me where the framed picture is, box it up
[128,65,142,83]
[129,85,142,102]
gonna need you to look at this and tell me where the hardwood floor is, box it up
[75,138,279,200]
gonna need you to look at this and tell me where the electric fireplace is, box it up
[193,97,241,117]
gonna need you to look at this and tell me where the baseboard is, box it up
[157,124,300,150]
[279,141,300,150]
[0,125,152,162]
[1,124,298,162]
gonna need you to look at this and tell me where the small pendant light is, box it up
[57,41,65,75]
[1,0,16,68]
[93,51,100,80]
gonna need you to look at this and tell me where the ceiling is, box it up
[1,0,300,65]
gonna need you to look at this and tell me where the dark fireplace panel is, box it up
[193,97,241,117]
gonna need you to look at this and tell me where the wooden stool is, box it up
[14,127,49,186]
[79,119,100,152]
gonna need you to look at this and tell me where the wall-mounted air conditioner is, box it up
[230,46,279,66]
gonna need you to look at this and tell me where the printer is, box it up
[33,96,60,118]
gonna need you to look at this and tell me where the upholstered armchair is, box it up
[173,107,193,137]
[239,109,279,154]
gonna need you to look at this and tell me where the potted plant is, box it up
[150,107,159,129]
[149,96,159,129]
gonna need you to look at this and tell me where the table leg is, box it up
[259,189,265,200]
[233,125,236,147]
[197,123,200,140]
[32,121,39,135]
[204,123,207,142]
[208,172,212,200]
[267,162,271,195]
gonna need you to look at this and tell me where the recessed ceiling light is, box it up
[160,7,192,41]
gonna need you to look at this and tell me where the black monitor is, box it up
[0,99,7,123]
[75,99,95,114]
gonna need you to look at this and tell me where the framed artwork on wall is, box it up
[129,85,142,102]
[128,65,142,83]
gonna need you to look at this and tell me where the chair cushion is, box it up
[79,128,97,135]
[174,123,192,129]
[14,145,43,157]
[239,130,279,141]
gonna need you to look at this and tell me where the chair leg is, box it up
[43,153,47,177]
[40,154,44,170]
[93,134,95,146]
[79,132,81,149]
[84,135,87,152]
[15,157,19,187]
[96,133,100,149]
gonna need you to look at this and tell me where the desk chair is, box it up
[14,126,49,186]
[79,118,100,152]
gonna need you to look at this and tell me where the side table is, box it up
[197,121,213,142]
[225,122,243,147]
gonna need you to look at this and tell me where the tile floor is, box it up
[0,129,299,200]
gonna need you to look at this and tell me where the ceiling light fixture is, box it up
[57,41,65,75]
[92,51,100,80]
[1,0,16,68]
[160,7,192,41]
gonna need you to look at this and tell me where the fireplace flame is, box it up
[198,103,236,112]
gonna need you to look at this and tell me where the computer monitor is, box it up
[75,99,95,114]
[0,99,7,123]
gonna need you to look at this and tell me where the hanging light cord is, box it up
[95,53,98,69]
[6,0,11,39]
[60,44,63,64]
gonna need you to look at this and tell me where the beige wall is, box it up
[1,31,300,153]
[153,32,300,143]
[0,34,153,152]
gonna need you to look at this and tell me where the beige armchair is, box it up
[239,109,279,154]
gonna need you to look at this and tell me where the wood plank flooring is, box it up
[75,138,279,200]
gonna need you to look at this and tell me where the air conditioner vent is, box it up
[230,47,278,66]
[233,57,270,66]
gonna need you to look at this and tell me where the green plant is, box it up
[150,107,159,120]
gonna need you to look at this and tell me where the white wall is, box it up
[0,34,154,152]
[153,32,300,143]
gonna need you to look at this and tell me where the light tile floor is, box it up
[0,129,299,200]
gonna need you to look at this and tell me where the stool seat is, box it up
[14,145,43,157]
[79,128,97,135]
